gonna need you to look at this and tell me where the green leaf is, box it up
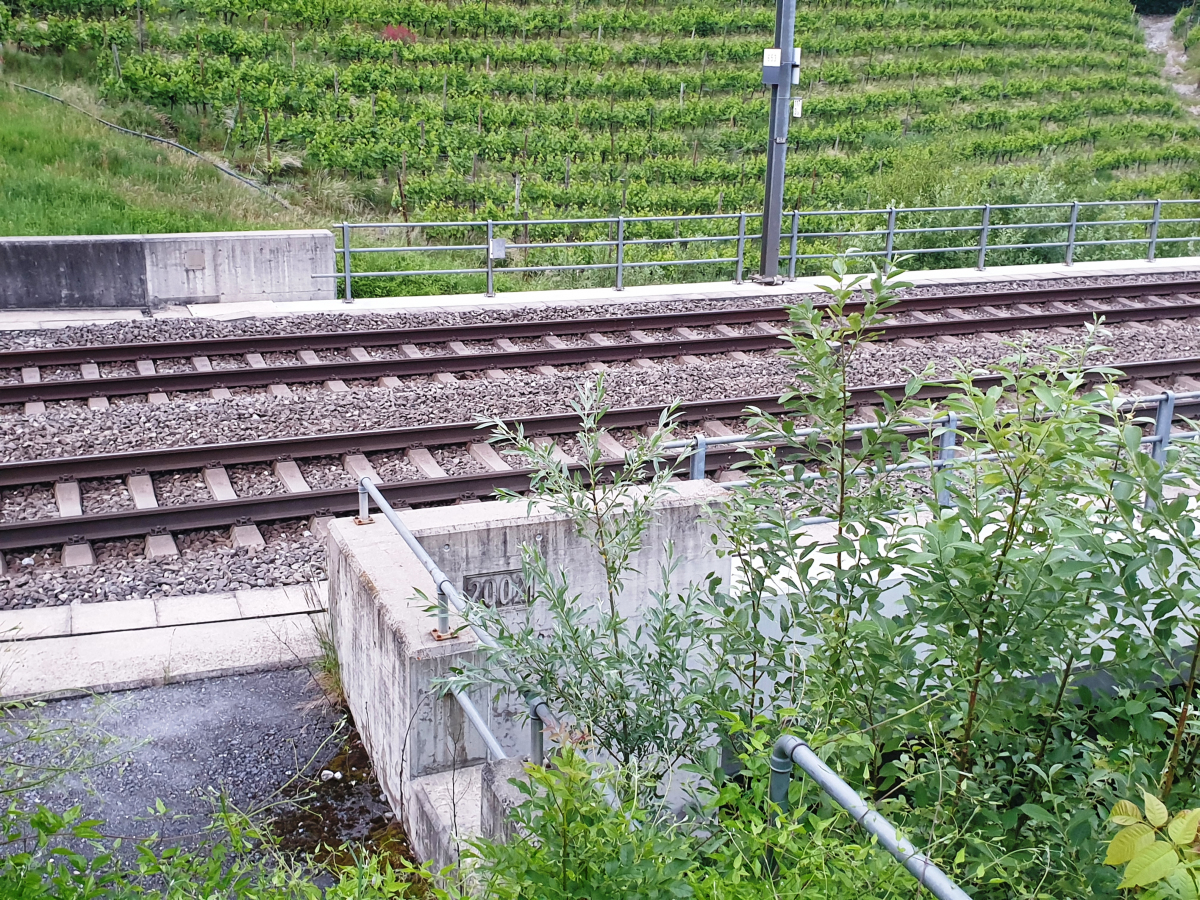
[1110,799,1145,826]
[1168,809,1200,846]
[1106,823,1156,865]
[1119,841,1179,889]
[1019,803,1059,827]
[1145,790,1170,828]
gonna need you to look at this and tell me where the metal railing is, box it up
[677,389,1189,506]
[355,477,560,764]
[770,736,972,899]
[314,198,1200,300]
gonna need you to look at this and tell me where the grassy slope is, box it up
[0,81,301,235]
[8,0,1187,221]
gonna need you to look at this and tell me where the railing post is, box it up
[486,219,495,297]
[1153,390,1176,465]
[977,204,991,270]
[341,221,353,303]
[936,411,958,507]
[884,206,897,269]
[355,482,372,523]
[768,739,794,822]
[1149,198,1162,262]
[690,434,708,480]
[1065,200,1079,266]
[616,216,625,291]
[788,210,800,280]
[435,587,451,638]
[530,698,545,765]
[735,212,747,284]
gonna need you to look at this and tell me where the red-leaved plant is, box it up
[382,24,416,43]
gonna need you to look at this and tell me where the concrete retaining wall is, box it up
[0,230,335,309]
[325,482,730,871]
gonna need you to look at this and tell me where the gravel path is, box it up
[2,271,1199,352]
[7,670,350,853]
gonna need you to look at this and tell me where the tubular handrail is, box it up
[770,736,972,900]
[675,388,1194,485]
[314,197,1200,299]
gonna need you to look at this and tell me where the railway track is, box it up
[3,354,1200,557]
[3,279,1200,407]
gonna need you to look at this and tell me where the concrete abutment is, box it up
[325,481,730,871]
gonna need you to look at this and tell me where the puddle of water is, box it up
[268,722,430,894]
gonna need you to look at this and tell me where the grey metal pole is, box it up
[453,687,507,760]
[1153,390,1176,464]
[436,587,451,637]
[755,0,798,284]
[788,210,800,279]
[486,220,495,297]
[341,222,353,303]
[884,207,897,269]
[735,212,747,284]
[1149,198,1162,262]
[690,434,708,480]
[936,411,958,508]
[1065,200,1079,266]
[356,482,371,523]
[976,204,991,271]
[530,697,545,764]
[616,216,625,291]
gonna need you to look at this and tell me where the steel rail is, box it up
[3,355,1200,550]
[4,291,1200,405]
[0,394,791,487]
[3,277,1199,370]
[0,334,787,404]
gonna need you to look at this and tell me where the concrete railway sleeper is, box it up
[4,281,1200,407]
[3,354,1200,562]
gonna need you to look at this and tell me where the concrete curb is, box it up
[0,582,328,699]
[0,257,1196,330]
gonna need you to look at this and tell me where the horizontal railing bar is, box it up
[505,239,614,250]
[981,241,1069,251]
[792,229,890,239]
[892,245,981,256]
[1071,238,1154,248]
[890,224,984,235]
[622,257,735,268]
[313,268,489,278]
[498,262,617,273]
[347,244,487,254]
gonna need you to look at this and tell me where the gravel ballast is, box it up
[1,520,322,608]
[3,272,1200,608]
[1,318,1200,464]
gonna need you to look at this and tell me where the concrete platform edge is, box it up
[1,256,1197,329]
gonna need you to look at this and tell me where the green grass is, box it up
[0,81,300,235]
[4,0,1192,222]
[4,0,1200,292]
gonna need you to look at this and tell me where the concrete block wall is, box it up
[325,481,731,869]
[0,230,335,309]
